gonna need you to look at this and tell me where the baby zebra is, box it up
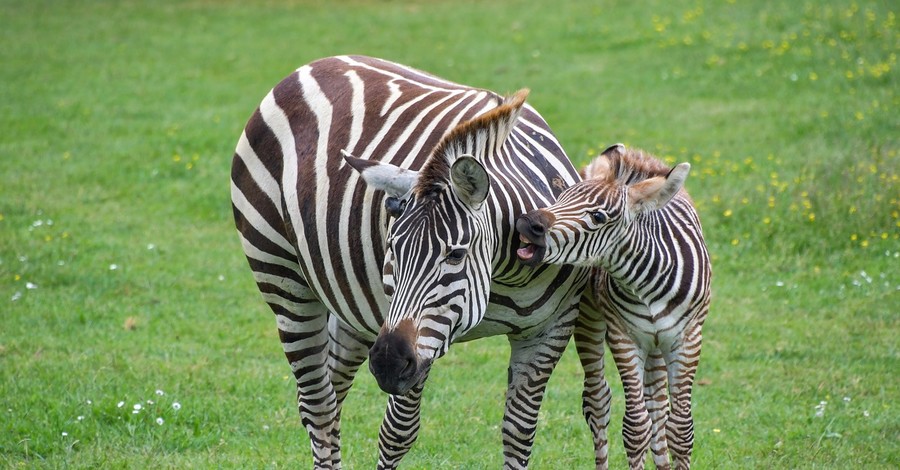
[516,144,711,470]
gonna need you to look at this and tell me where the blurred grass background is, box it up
[1,0,897,467]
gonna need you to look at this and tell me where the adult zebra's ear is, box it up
[343,150,420,198]
[450,155,490,210]
[627,162,691,215]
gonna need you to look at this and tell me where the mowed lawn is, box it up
[1,0,897,468]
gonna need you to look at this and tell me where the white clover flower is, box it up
[11,292,22,302]
[156,417,164,425]
[25,282,38,290]
[172,402,181,411]
[843,396,851,403]
[109,264,119,271]
[133,403,142,411]
[117,401,125,408]
[147,244,156,250]
[61,431,68,437]
[77,415,84,421]
[155,389,164,396]
[86,400,91,405]
[863,410,870,417]
[814,400,827,418]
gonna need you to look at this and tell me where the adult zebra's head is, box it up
[345,90,529,396]
[516,144,691,269]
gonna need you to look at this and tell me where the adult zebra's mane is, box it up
[414,89,530,199]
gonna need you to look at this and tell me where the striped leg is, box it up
[326,315,373,469]
[376,382,425,469]
[503,310,578,469]
[278,302,338,468]
[574,296,611,469]
[607,319,651,470]
[644,351,671,470]
[663,320,704,470]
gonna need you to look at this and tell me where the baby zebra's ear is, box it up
[627,163,691,215]
[581,143,624,180]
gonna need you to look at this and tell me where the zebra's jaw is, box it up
[516,234,546,266]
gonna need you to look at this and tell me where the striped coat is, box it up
[231,55,609,468]
[516,144,711,470]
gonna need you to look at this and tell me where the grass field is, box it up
[1,0,897,468]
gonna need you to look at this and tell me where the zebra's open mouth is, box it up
[516,234,545,266]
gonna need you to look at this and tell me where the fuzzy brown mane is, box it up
[605,147,673,185]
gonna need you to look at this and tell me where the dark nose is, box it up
[369,329,418,395]
[516,209,555,244]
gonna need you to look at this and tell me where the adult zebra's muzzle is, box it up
[368,320,429,396]
[515,210,554,266]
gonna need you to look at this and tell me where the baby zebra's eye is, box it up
[446,247,467,265]
[590,211,608,224]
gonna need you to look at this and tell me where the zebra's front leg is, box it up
[504,314,577,468]
[644,350,671,470]
[278,304,339,468]
[326,315,373,469]
[663,322,704,470]
[574,296,611,469]
[608,321,652,470]
[376,382,425,470]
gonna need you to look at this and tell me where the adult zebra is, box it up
[231,56,611,468]
[517,144,712,469]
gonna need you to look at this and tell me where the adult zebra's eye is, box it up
[590,211,608,224]
[446,247,467,265]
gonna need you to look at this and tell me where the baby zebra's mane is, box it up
[608,148,672,185]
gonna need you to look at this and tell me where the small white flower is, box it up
[133,404,142,411]
[25,282,38,290]
[775,281,784,287]
[814,400,827,418]
[172,402,181,411]
[863,410,870,417]
[155,389,164,396]
[61,431,68,437]
[86,400,92,405]
[117,401,125,408]
[146,400,154,405]
[109,264,119,271]
[77,415,84,421]
[32,220,44,227]
[156,417,164,425]
[147,244,156,250]
[58,260,65,266]
[218,275,225,281]
[262,425,270,431]
[132,410,139,414]
[843,396,851,403]
[11,291,22,302]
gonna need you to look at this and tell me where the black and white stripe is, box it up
[517,144,711,470]
[231,55,609,469]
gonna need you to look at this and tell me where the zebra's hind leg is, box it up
[663,320,704,470]
[644,350,671,470]
[574,295,611,469]
[503,307,579,469]
[607,319,652,470]
[376,382,425,470]
[326,315,373,469]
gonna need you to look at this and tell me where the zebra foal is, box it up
[517,144,711,470]
[231,55,611,468]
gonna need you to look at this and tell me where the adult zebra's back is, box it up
[231,56,611,468]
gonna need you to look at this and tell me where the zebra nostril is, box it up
[530,223,545,236]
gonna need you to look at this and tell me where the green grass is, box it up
[1,0,897,468]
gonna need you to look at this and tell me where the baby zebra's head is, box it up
[516,143,691,268]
